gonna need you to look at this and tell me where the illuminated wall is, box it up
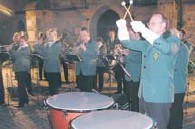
[26,10,36,43]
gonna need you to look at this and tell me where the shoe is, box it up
[14,102,28,108]
[98,88,102,92]
[28,90,35,96]
[13,104,24,108]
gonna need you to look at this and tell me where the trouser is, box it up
[0,69,4,104]
[76,72,95,92]
[168,93,185,129]
[96,66,107,91]
[38,59,44,80]
[124,80,139,112]
[139,97,172,129]
[46,72,61,95]
[15,72,31,105]
[114,64,124,93]
[62,61,69,82]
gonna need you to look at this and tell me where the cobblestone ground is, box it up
[0,97,50,129]
[0,67,195,129]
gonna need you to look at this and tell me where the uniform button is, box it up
[143,66,146,69]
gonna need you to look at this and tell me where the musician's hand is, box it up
[129,29,141,40]
[80,44,86,51]
[130,21,146,33]
[116,19,130,40]
[121,49,129,56]
[5,45,12,52]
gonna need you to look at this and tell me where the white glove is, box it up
[116,19,127,29]
[130,21,146,33]
[116,19,130,41]
[130,21,160,45]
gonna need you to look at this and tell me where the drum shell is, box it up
[45,92,114,129]
[48,109,83,129]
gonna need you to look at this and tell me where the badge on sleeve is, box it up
[153,52,159,61]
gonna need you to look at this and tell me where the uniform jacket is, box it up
[75,39,98,76]
[35,41,62,73]
[124,49,142,82]
[97,44,107,67]
[174,43,189,93]
[106,38,120,54]
[121,34,180,103]
[11,45,31,73]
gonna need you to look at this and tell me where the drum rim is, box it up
[45,92,115,112]
[70,110,154,129]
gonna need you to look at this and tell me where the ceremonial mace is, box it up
[121,0,134,21]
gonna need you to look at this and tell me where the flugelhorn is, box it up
[121,0,134,21]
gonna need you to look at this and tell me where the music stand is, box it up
[65,54,83,91]
[118,62,132,111]
[66,54,83,63]
[30,53,44,105]
[102,54,132,110]
[118,62,131,80]
[100,56,115,89]
[0,52,10,63]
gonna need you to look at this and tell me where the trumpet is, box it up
[0,46,7,53]
[0,43,19,53]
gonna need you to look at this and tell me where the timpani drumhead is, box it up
[71,110,154,129]
[46,92,114,112]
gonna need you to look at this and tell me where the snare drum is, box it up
[70,110,154,129]
[46,92,114,129]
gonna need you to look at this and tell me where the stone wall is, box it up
[183,3,195,45]
[158,0,195,46]
[33,0,156,44]
[0,0,194,46]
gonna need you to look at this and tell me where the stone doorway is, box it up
[97,9,120,41]
[90,5,120,41]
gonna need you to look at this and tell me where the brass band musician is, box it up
[34,29,62,95]
[75,27,98,92]
[96,37,107,92]
[106,29,125,94]
[34,32,46,80]
[9,32,32,107]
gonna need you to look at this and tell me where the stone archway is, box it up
[90,5,120,41]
